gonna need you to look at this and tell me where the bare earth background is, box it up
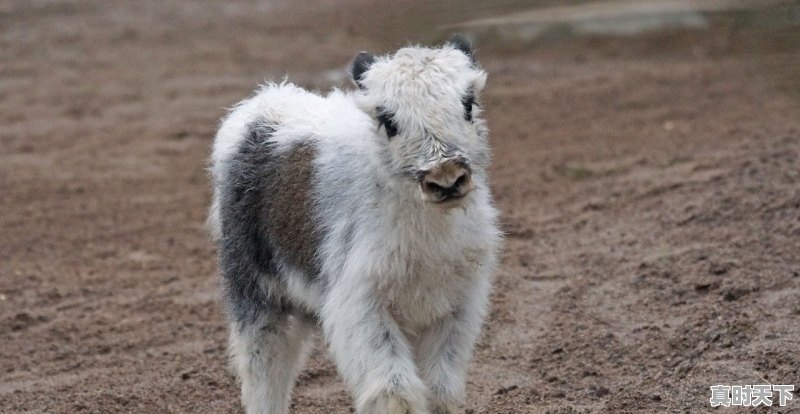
[2,0,800,413]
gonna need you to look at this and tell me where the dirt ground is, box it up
[2,1,800,413]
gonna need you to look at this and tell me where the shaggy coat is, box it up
[209,37,501,414]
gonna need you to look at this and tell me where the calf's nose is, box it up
[420,159,473,202]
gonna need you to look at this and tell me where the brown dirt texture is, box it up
[2,1,799,413]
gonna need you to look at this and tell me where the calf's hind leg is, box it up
[230,308,314,414]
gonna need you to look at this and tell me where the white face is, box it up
[353,42,490,205]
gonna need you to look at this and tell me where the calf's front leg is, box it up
[322,283,429,414]
[416,276,490,414]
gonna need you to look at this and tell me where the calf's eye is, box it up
[462,90,475,121]
[376,108,399,139]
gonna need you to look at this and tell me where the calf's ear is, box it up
[448,34,476,65]
[351,52,375,88]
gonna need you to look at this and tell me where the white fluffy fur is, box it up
[210,43,501,414]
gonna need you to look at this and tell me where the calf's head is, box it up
[351,35,489,207]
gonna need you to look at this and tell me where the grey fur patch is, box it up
[217,121,321,327]
[342,221,356,253]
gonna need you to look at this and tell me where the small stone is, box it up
[591,385,610,397]
[494,384,518,395]
[723,288,746,301]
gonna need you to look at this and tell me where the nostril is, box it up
[452,173,468,189]
[425,181,446,194]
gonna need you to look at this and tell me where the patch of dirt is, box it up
[2,1,799,413]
